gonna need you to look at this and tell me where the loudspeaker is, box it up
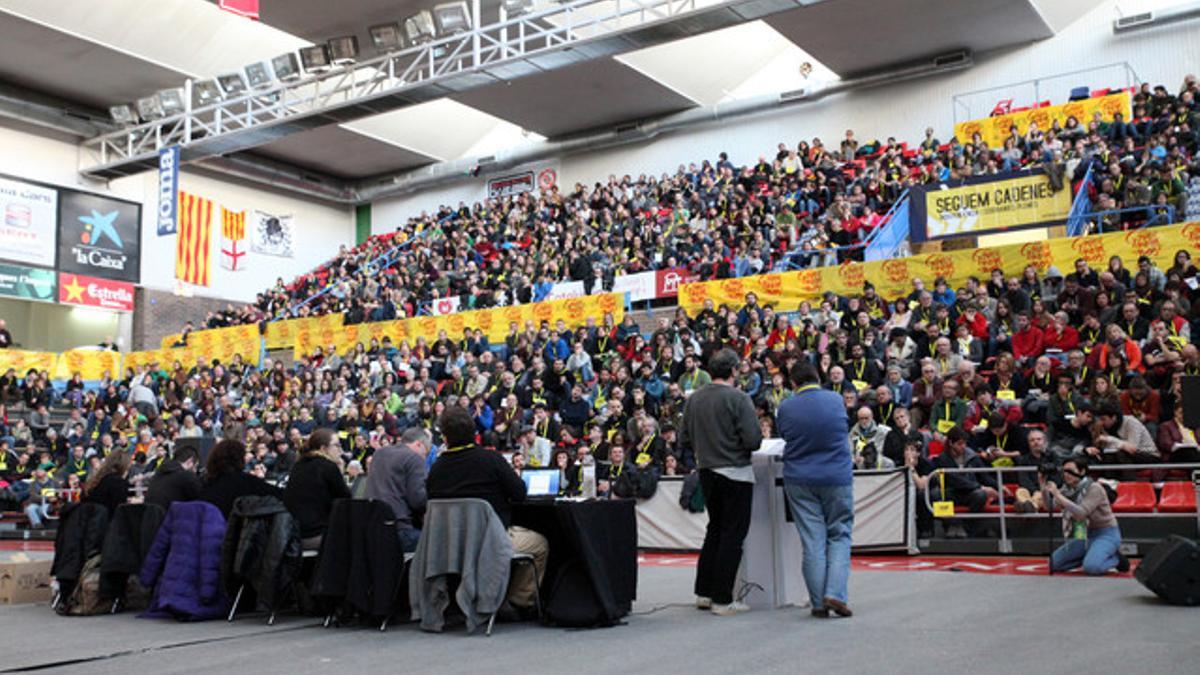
[1182,376,1200,429]
[1135,536,1200,606]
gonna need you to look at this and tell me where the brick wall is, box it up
[132,288,232,350]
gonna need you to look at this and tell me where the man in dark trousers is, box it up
[679,348,763,616]
[145,445,202,510]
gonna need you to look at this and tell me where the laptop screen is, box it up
[522,469,561,497]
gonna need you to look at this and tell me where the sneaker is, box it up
[1116,553,1131,573]
[695,596,712,610]
[710,601,750,616]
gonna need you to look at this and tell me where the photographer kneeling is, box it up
[1042,456,1129,575]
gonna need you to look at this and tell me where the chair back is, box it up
[408,498,513,632]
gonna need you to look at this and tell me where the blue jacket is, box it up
[139,501,230,621]
[776,385,853,486]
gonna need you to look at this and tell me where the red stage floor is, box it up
[638,552,1138,578]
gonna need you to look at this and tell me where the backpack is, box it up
[679,472,706,513]
[57,555,110,616]
[542,560,611,628]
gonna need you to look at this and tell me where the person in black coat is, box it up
[145,444,203,511]
[200,439,281,518]
[283,428,350,550]
[82,449,131,517]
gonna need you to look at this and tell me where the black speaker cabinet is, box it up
[1182,376,1200,429]
[1135,535,1200,606]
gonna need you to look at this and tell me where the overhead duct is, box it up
[356,49,974,202]
[1112,1,1200,33]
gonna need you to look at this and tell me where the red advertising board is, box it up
[57,273,134,312]
[655,268,697,298]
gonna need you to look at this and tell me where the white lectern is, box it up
[737,439,805,609]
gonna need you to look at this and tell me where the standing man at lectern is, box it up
[680,348,763,616]
[776,362,855,618]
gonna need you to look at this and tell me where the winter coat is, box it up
[311,499,403,619]
[52,502,110,586]
[139,501,229,621]
[100,502,165,600]
[220,496,301,613]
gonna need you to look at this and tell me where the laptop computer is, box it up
[522,468,561,500]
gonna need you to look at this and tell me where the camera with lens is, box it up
[1037,459,1060,481]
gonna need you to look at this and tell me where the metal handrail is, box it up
[923,462,1199,550]
[1084,204,1177,233]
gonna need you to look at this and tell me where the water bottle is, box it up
[581,455,597,500]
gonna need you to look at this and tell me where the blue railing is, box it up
[1081,204,1176,233]
[1065,163,1095,237]
[864,190,910,262]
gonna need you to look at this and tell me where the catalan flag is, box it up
[176,192,213,286]
[221,207,247,272]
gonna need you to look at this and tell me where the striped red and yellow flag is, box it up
[176,191,213,287]
[221,207,246,241]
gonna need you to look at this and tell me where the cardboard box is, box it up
[0,557,54,605]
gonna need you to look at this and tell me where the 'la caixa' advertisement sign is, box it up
[56,189,141,284]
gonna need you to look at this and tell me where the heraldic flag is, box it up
[176,192,213,286]
[221,207,247,271]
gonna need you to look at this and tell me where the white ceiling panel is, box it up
[615,21,796,106]
[0,0,308,80]
[345,99,518,161]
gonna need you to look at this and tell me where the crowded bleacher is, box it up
[2,77,1199,552]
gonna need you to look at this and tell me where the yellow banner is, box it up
[54,349,122,380]
[176,323,261,366]
[293,293,626,359]
[123,348,197,372]
[923,173,1070,239]
[0,349,58,375]
[955,91,1132,148]
[266,314,344,350]
[160,333,181,349]
[679,221,1200,313]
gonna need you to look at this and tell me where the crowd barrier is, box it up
[954,90,1132,148]
[677,220,1199,313]
[636,469,915,553]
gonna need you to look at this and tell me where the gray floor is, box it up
[1,567,1195,674]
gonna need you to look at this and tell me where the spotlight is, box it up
[299,44,331,72]
[109,104,137,126]
[136,95,164,121]
[271,52,302,81]
[404,11,436,45]
[245,61,274,88]
[326,36,360,65]
[502,0,535,17]
[433,2,472,35]
[216,72,249,97]
[158,88,186,116]
[192,80,224,107]
[369,22,404,51]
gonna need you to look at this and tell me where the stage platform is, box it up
[0,558,1195,674]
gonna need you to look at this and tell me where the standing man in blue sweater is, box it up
[776,362,855,618]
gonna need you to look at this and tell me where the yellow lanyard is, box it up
[442,444,473,454]
[854,360,866,380]
[640,433,656,454]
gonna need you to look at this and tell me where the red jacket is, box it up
[1042,324,1079,352]
[957,312,989,340]
[1012,327,1044,360]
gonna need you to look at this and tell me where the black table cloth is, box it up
[512,498,638,624]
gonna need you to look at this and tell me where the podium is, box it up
[737,440,805,609]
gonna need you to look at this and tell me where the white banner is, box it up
[0,176,58,267]
[546,280,585,300]
[430,295,461,316]
[251,210,294,258]
[611,271,657,302]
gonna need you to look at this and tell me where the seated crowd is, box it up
[178,78,1198,340]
